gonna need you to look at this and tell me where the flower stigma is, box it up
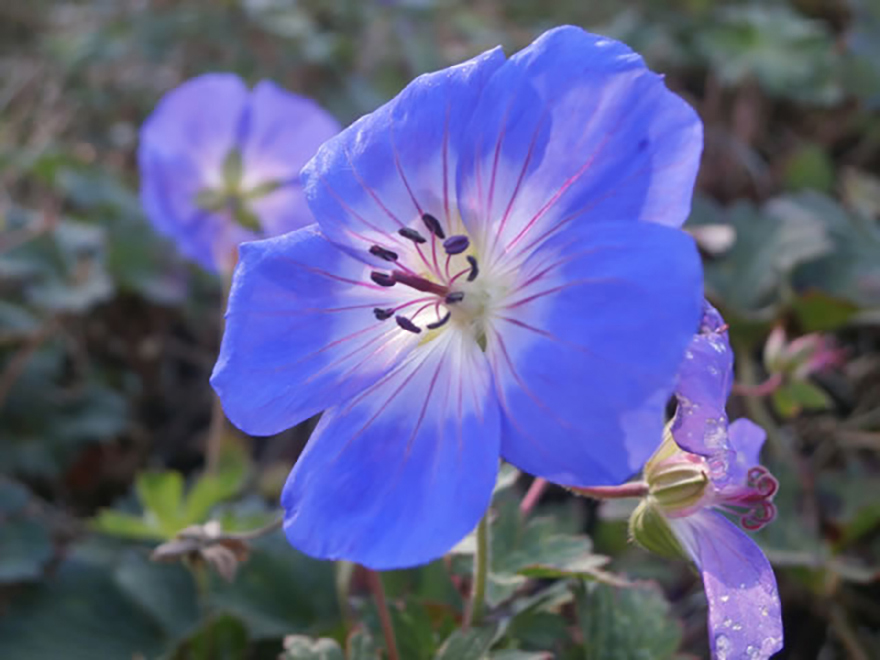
[366,211,512,350]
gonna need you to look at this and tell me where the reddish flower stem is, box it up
[732,372,783,397]
[519,477,548,516]
[568,482,649,500]
[367,570,399,660]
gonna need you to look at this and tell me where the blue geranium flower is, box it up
[212,26,705,568]
[139,74,340,273]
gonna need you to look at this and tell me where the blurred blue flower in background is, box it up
[212,26,704,569]
[138,73,340,273]
[633,304,784,660]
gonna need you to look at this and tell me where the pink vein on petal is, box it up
[343,147,406,228]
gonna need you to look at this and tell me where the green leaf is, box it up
[576,582,682,660]
[494,463,521,494]
[489,652,552,660]
[136,471,186,535]
[0,478,32,515]
[695,6,842,104]
[687,196,832,317]
[786,191,880,307]
[91,509,166,541]
[347,629,380,660]
[207,531,338,640]
[434,625,498,660]
[0,518,53,583]
[0,300,40,334]
[389,601,438,660]
[176,614,249,660]
[0,557,170,659]
[783,144,834,193]
[772,380,831,417]
[786,380,833,410]
[280,635,344,660]
[114,551,200,641]
[184,470,246,525]
[455,491,616,607]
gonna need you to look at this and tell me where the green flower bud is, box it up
[628,499,686,561]
[648,463,709,512]
[643,424,710,514]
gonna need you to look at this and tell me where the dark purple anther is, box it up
[443,235,469,255]
[373,307,394,321]
[427,312,451,330]
[369,245,398,262]
[370,271,396,287]
[466,255,479,281]
[398,227,427,244]
[445,291,464,304]
[421,213,446,239]
[395,315,421,334]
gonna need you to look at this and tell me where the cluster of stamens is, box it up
[367,213,479,335]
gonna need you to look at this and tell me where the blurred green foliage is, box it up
[2,0,880,658]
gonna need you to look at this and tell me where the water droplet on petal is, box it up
[761,606,769,617]
[719,593,730,603]
[723,617,733,628]
[732,623,743,632]
[746,644,760,658]
[715,633,733,660]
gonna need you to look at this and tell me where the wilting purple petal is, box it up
[671,301,734,457]
[671,511,783,660]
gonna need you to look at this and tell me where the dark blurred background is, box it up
[1,1,880,658]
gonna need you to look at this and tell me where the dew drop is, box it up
[732,623,743,632]
[760,606,769,617]
[714,633,733,660]
[746,644,760,658]
[723,617,733,628]
[719,594,731,603]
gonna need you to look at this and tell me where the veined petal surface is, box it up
[211,226,421,435]
[456,26,703,268]
[671,511,783,660]
[301,47,505,251]
[281,330,500,569]
[490,222,703,486]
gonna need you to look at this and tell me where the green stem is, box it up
[205,275,232,474]
[466,515,490,628]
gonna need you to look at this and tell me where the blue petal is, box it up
[671,511,783,660]
[671,301,734,456]
[281,330,500,569]
[726,418,767,484]
[138,74,249,270]
[490,222,703,486]
[301,47,505,251]
[240,81,340,237]
[211,226,421,435]
[456,26,702,265]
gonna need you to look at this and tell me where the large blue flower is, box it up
[212,26,705,568]
[139,74,340,273]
